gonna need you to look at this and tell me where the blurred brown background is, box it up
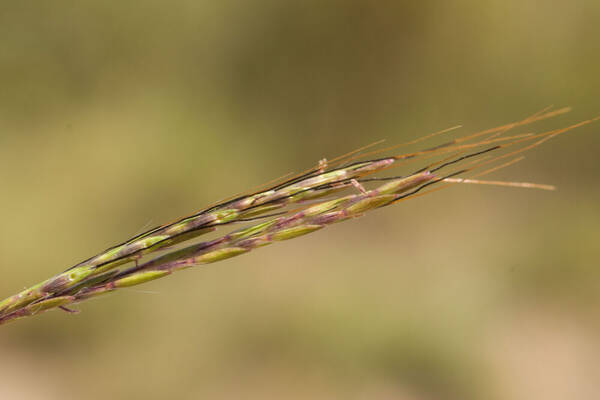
[0,1,599,399]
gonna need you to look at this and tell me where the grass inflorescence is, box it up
[0,107,596,326]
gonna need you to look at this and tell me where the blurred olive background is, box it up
[1,1,599,399]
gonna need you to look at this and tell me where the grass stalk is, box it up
[0,108,596,326]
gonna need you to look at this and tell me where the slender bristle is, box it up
[443,178,556,191]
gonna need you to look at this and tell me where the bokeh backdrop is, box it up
[1,1,599,399]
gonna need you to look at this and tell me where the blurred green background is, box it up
[1,1,599,399]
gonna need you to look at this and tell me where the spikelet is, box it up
[0,108,596,325]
